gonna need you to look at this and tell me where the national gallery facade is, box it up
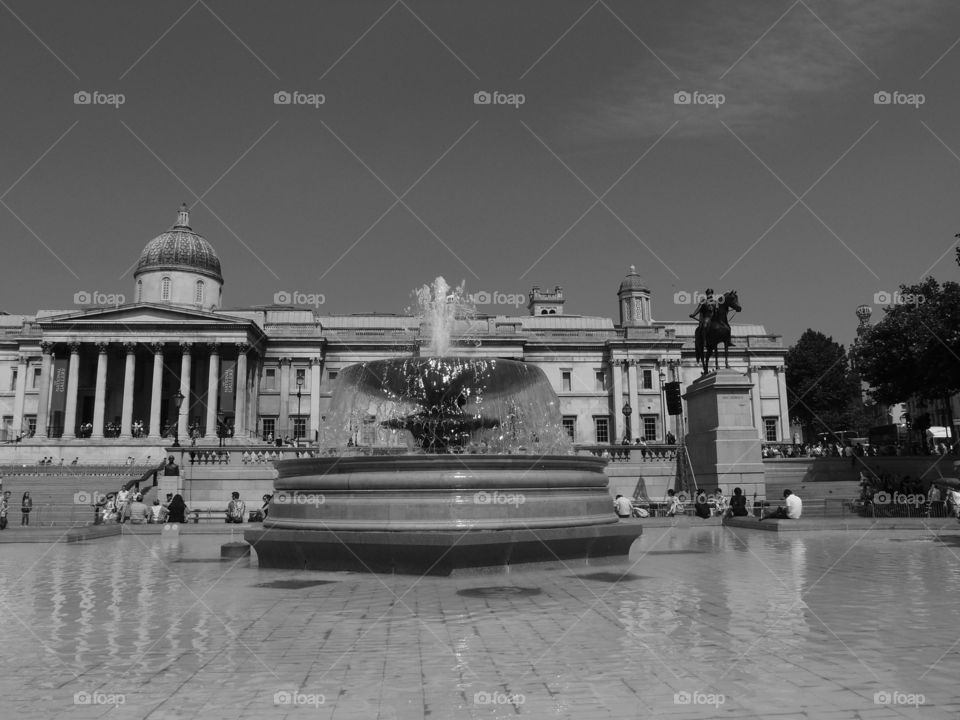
[0,206,791,450]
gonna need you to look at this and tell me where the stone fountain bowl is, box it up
[244,454,643,574]
[263,454,616,531]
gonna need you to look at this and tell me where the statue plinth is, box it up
[683,369,765,501]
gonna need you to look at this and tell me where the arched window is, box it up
[195,280,204,304]
[161,277,171,301]
[136,280,143,302]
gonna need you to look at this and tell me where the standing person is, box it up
[20,491,32,526]
[0,491,9,530]
[225,492,245,523]
[116,487,131,524]
[167,494,187,523]
[927,484,943,517]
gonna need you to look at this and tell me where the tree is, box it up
[785,330,863,441]
[852,278,960,415]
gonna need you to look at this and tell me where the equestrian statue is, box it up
[690,289,741,374]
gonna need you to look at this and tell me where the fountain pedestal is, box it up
[683,369,765,500]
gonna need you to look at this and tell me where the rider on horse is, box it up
[690,290,718,330]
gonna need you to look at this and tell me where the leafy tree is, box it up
[852,278,960,422]
[785,330,863,440]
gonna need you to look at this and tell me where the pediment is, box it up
[37,303,250,327]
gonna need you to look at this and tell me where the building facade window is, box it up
[195,280,204,304]
[594,416,610,444]
[161,276,171,301]
[25,416,36,436]
[261,417,276,440]
[562,416,576,441]
[32,367,41,389]
[293,416,306,439]
[764,417,778,442]
[595,371,606,392]
[295,368,306,389]
[9,369,17,391]
[136,280,143,302]
[642,369,653,390]
[643,416,657,441]
[561,371,572,392]
[263,368,276,391]
[328,371,338,382]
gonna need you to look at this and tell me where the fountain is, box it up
[244,278,642,574]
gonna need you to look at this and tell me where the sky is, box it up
[2,0,960,349]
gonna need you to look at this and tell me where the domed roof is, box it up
[134,204,223,283]
[618,265,649,294]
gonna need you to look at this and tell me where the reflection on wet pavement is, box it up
[1,526,959,718]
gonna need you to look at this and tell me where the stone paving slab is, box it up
[726,516,960,532]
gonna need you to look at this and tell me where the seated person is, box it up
[613,494,633,519]
[225,491,246,524]
[665,489,684,517]
[693,492,712,519]
[760,489,802,520]
[127,494,150,524]
[149,499,167,524]
[725,487,749,517]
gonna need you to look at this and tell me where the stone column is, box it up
[610,360,623,443]
[178,343,192,441]
[35,342,54,438]
[204,343,220,440]
[91,342,109,439]
[120,343,136,439]
[11,353,28,437]
[776,366,789,443]
[748,366,764,442]
[310,357,322,442]
[627,360,641,441]
[148,343,164,440]
[234,343,249,439]
[278,357,291,438]
[63,343,81,439]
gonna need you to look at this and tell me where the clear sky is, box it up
[2,0,959,349]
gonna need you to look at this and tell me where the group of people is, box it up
[616,486,800,521]
[0,491,31,528]
[95,489,187,525]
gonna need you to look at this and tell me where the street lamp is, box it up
[296,374,304,446]
[622,401,632,443]
[658,370,666,441]
[171,390,185,447]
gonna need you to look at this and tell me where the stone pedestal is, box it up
[683,369,765,501]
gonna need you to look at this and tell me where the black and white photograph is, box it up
[1,1,959,717]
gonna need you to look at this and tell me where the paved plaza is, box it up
[1,525,959,718]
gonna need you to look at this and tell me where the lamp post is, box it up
[296,374,304,446]
[622,401,632,443]
[171,390,184,447]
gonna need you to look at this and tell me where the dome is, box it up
[618,265,649,294]
[134,204,223,283]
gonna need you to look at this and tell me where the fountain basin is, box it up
[244,454,643,575]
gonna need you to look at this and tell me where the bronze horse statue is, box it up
[694,290,741,374]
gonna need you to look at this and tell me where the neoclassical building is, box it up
[0,206,790,452]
